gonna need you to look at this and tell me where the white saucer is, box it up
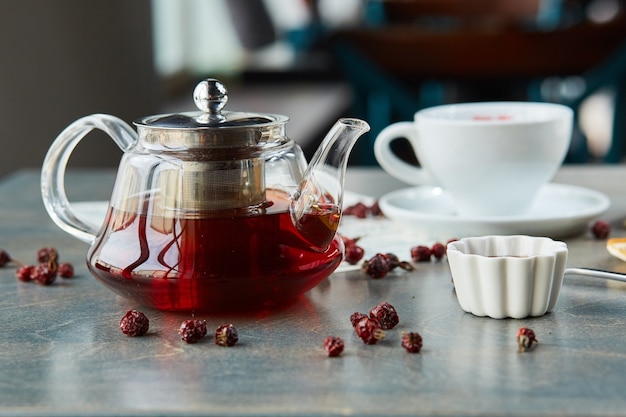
[378,183,610,240]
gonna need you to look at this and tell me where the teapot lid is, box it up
[134,78,289,147]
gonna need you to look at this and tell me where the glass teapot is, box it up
[41,78,369,313]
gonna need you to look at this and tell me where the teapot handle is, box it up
[41,114,137,244]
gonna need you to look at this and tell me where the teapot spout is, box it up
[290,118,370,251]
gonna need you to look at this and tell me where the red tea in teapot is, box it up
[87,189,342,312]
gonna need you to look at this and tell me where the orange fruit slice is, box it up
[607,238,626,262]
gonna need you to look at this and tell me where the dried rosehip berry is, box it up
[345,243,365,265]
[215,323,239,347]
[354,316,385,345]
[401,332,423,353]
[431,242,446,260]
[369,301,399,330]
[15,265,34,282]
[591,220,610,239]
[119,310,149,337]
[0,249,11,267]
[37,247,59,264]
[370,200,382,216]
[516,327,538,352]
[350,312,368,327]
[344,202,368,218]
[384,253,415,271]
[179,319,208,344]
[362,253,391,278]
[385,253,401,270]
[410,245,432,262]
[323,336,345,357]
[58,262,75,278]
[30,264,57,286]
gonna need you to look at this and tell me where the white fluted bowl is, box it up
[447,235,568,319]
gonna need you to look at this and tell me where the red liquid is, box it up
[87,190,342,312]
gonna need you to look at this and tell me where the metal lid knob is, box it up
[193,78,228,115]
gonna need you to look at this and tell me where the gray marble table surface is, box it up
[1,166,625,417]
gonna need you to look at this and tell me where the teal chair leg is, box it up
[350,91,392,165]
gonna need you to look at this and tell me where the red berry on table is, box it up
[179,319,208,344]
[58,262,74,278]
[411,245,432,262]
[16,265,34,282]
[516,327,538,352]
[30,264,57,285]
[354,316,385,345]
[591,220,610,239]
[350,311,368,328]
[362,253,391,278]
[119,310,149,337]
[0,249,12,267]
[345,243,365,265]
[431,242,446,260]
[384,253,401,270]
[37,247,59,263]
[369,301,399,330]
[401,332,423,353]
[215,323,239,347]
[344,202,368,218]
[323,336,345,357]
[370,200,382,216]
[385,253,415,271]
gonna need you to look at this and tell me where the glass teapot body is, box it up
[41,79,369,313]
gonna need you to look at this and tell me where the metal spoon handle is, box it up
[564,268,626,283]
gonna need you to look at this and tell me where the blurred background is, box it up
[0,0,625,178]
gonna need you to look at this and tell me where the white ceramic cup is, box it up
[374,102,573,217]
